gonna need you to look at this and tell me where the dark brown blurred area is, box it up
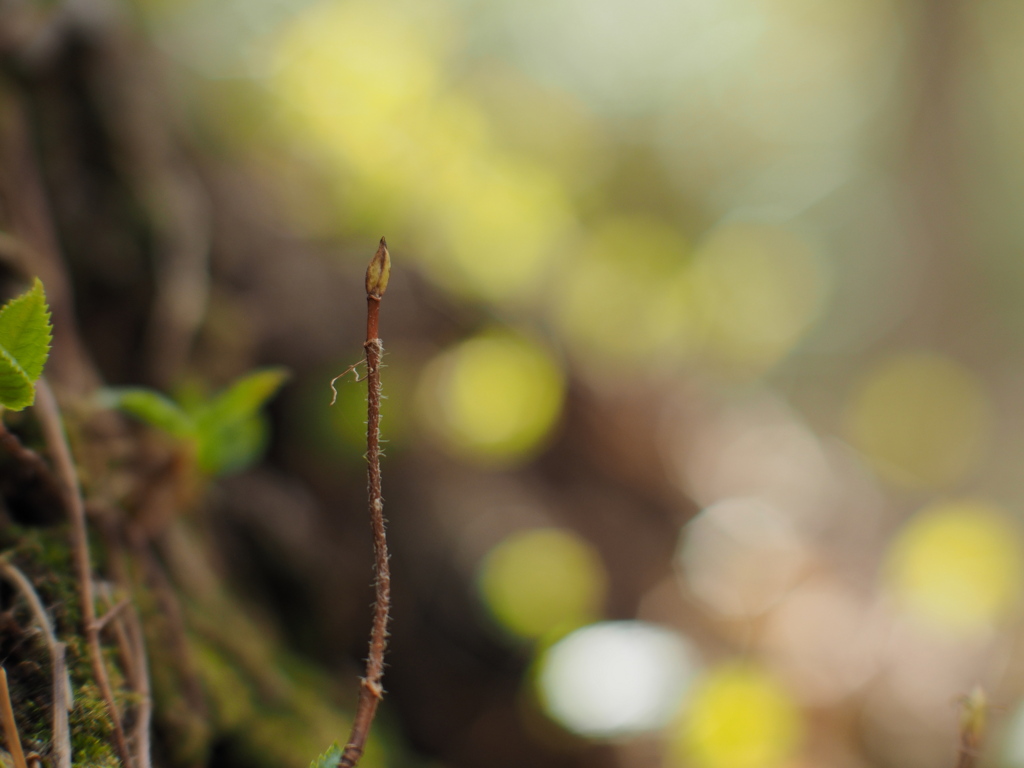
[6,1,1024,768]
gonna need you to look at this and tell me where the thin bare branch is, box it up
[51,645,71,768]
[0,418,63,501]
[34,379,133,768]
[98,585,137,690]
[123,602,152,768]
[95,596,132,633]
[98,582,152,768]
[0,558,58,655]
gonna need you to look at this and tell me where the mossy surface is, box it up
[1,498,388,768]
[0,526,124,768]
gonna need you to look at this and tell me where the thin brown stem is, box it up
[338,240,391,768]
[95,596,132,632]
[98,581,152,768]
[366,297,380,343]
[51,645,71,768]
[0,417,61,492]
[98,585,137,690]
[34,380,133,768]
[0,668,28,768]
[122,601,152,768]
[103,523,153,768]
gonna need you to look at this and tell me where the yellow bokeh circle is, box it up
[885,499,1023,632]
[478,528,607,640]
[845,352,991,489]
[417,331,565,465]
[669,663,802,768]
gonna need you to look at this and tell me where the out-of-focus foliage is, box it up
[103,368,290,475]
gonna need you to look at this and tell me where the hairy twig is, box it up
[0,667,28,768]
[337,238,392,768]
[34,379,133,768]
[0,558,72,768]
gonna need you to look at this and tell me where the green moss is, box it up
[6,526,82,633]
[0,526,129,767]
[69,683,119,768]
[1,508,393,768]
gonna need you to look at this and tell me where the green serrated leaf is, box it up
[309,742,343,768]
[0,346,36,411]
[100,388,196,440]
[0,277,52,384]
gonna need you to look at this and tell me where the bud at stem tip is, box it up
[365,237,391,299]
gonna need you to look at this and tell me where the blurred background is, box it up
[7,0,1024,766]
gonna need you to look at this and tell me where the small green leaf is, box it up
[309,743,343,768]
[0,278,52,410]
[196,412,267,476]
[100,388,196,440]
[194,367,291,429]
[0,347,35,411]
[100,367,288,477]
[193,367,290,476]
